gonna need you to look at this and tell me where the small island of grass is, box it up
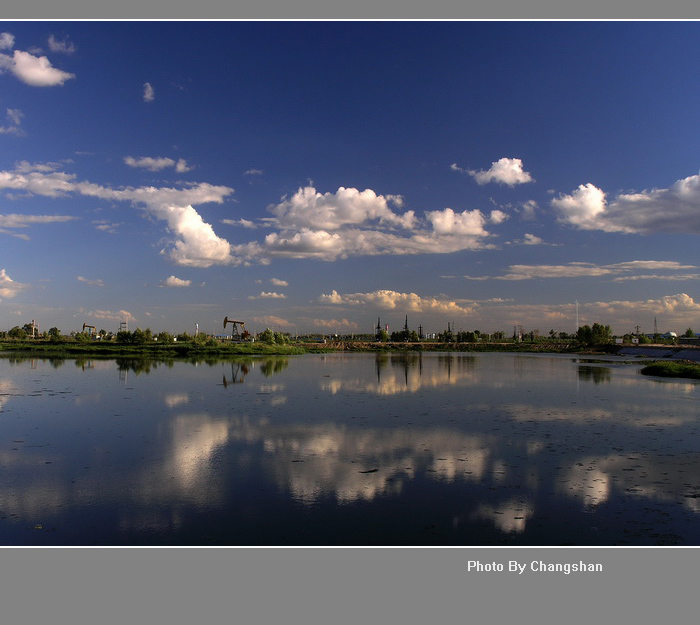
[640,361,700,380]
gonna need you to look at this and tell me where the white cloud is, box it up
[0,167,508,267]
[551,183,608,230]
[489,210,508,224]
[0,163,235,268]
[464,260,697,282]
[319,289,477,316]
[589,293,700,330]
[0,268,27,300]
[124,156,193,173]
[311,318,359,330]
[518,200,538,220]
[521,233,544,245]
[0,213,76,231]
[248,292,286,300]
[0,49,75,86]
[84,309,136,323]
[161,276,192,288]
[47,35,76,55]
[92,219,122,234]
[12,160,68,173]
[0,108,23,136]
[143,82,155,102]
[77,276,104,287]
[244,169,263,176]
[553,174,700,235]
[270,278,288,287]
[242,186,500,263]
[248,315,294,329]
[465,158,534,186]
[222,218,259,228]
[612,273,700,282]
[0,33,15,50]
[426,208,487,236]
[270,186,416,231]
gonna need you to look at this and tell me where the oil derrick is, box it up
[223,316,246,340]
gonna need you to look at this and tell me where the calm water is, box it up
[1,351,699,546]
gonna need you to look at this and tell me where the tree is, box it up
[8,326,27,340]
[257,328,289,344]
[47,327,62,341]
[684,328,695,338]
[116,330,133,343]
[577,323,612,346]
[156,331,175,344]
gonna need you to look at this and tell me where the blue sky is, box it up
[2,21,700,337]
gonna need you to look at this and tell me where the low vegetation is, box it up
[640,361,700,380]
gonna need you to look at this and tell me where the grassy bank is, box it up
[0,339,308,358]
[640,360,700,380]
[1,338,602,358]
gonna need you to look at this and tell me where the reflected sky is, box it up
[1,352,699,545]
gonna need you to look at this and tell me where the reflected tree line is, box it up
[1,354,291,379]
[375,352,477,385]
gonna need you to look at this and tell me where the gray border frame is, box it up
[2,4,699,623]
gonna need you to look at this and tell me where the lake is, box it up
[1,351,699,546]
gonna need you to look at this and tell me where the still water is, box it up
[1,351,699,546]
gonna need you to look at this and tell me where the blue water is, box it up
[1,352,699,545]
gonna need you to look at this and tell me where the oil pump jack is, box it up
[82,323,97,337]
[223,316,246,340]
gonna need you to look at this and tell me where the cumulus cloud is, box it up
[553,174,700,235]
[319,289,477,316]
[143,82,155,102]
[0,163,235,267]
[462,158,534,186]
[161,276,192,287]
[588,293,700,331]
[0,49,75,86]
[237,186,502,263]
[124,156,193,173]
[0,166,508,267]
[0,268,27,300]
[270,186,416,231]
[426,207,487,236]
[551,183,608,230]
[270,278,288,287]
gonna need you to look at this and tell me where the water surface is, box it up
[1,352,699,545]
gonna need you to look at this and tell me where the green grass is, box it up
[640,360,700,380]
[0,340,308,358]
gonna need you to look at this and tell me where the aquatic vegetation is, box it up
[640,361,700,380]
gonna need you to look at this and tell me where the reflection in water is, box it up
[222,362,249,387]
[578,365,612,384]
[1,352,699,545]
